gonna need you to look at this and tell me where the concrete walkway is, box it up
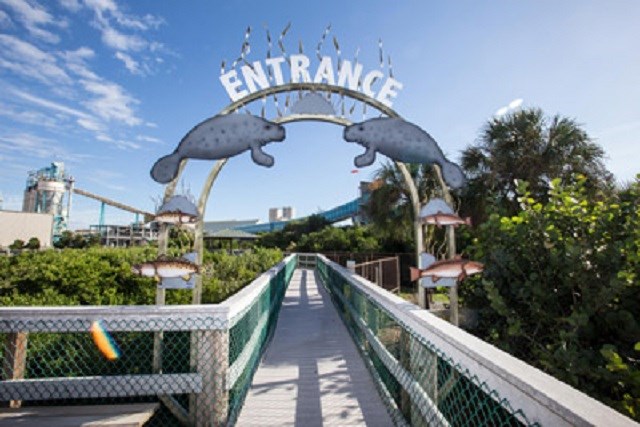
[236,269,391,426]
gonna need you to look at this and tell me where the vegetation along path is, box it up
[236,268,391,426]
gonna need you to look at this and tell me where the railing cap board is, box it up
[317,254,638,427]
[0,305,230,332]
[221,254,296,322]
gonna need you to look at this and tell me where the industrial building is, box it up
[87,224,158,247]
[1,162,157,248]
[22,162,72,239]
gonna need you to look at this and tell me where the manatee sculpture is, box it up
[151,114,286,184]
[343,118,467,189]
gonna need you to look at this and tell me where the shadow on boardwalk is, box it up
[236,269,391,426]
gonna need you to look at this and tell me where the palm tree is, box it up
[363,162,446,252]
[461,108,613,221]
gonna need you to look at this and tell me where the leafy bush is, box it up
[296,226,380,253]
[462,176,640,419]
[0,246,283,306]
[257,214,330,250]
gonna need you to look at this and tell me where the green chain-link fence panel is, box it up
[0,254,298,427]
[226,254,296,425]
[0,314,226,426]
[316,257,539,427]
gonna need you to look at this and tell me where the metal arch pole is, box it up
[395,162,427,309]
[192,159,228,304]
[433,164,458,325]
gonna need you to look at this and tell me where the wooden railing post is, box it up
[192,329,229,427]
[2,332,28,408]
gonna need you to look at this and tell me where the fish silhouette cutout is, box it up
[421,211,472,228]
[151,114,286,184]
[411,253,483,285]
[132,256,199,281]
[343,118,467,189]
[155,195,199,225]
[418,253,455,288]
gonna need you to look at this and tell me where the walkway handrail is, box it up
[316,254,637,427]
[0,253,298,426]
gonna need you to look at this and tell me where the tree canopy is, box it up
[461,108,613,221]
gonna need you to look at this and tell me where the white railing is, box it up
[317,254,637,427]
[0,253,297,427]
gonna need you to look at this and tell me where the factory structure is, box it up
[21,162,73,238]
[0,162,157,249]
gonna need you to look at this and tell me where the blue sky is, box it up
[0,1,639,228]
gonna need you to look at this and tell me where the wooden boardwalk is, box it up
[236,269,391,426]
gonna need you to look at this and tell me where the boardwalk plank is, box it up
[236,269,392,426]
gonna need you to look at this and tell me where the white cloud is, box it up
[83,0,165,73]
[60,47,100,80]
[0,34,71,85]
[508,98,523,109]
[115,51,141,74]
[136,134,163,145]
[0,0,63,43]
[77,117,104,131]
[84,0,117,14]
[100,25,146,51]
[80,79,142,126]
[9,87,90,119]
[0,101,60,128]
[85,0,163,31]
[495,98,524,117]
[0,132,85,160]
[58,0,82,12]
[495,106,509,117]
[95,133,140,150]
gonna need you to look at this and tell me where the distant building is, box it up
[0,210,54,249]
[22,162,72,240]
[88,224,157,247]
[268,207,295,222]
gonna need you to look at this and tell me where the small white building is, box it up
[268,206,295,222]
[0,210,54,249]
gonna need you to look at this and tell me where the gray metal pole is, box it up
[396,163,426,309]
[433,165,459,326]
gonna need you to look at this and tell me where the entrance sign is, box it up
[220,54,403,107]
[154,24,474,325]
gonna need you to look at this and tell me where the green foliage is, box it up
[257,214,330,250]
[25,237,41,250]
[460,108,613,223]
[296,226,380,253]
[199,247,283,304]
[54,231,101,249]
[463,175,640,419]
[0,246,283,306]
[364,162,442,253]
[0,246,158,306]
[168,227,194,251]
[9,239,25,252]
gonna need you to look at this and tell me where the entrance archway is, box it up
[156,83,457,309]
